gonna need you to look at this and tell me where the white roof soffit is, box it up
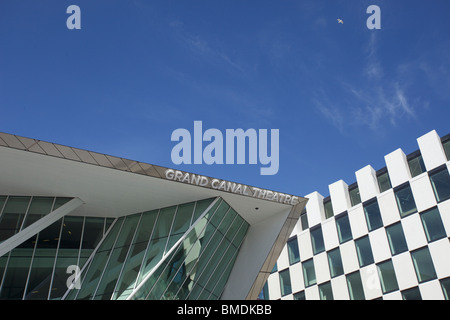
[0,132,307,226]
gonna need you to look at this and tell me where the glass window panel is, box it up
[279,269,292,296]
[319,281,333,300]
[420,207,447,242]
[74,217,124,300]
[53,197,72,210]
[363,200,383,231]
[0,196,31,241]
[377,172,392,193]
[327,248,344,278]
[24,248,58,300]
[0,196,7,213]
[395,184,417,217]
[377,260,399,294]
[430,168,450,203]
[310,226,325,254]
[93,214,140,300]
[81,217,106,252]
[166,202,196,249]
[302,259,316,287]
[409,155,426,178]
[349,186,361,206]
[324,200,334,219]
[411,247,437,283]
[49,255,79,300]
[336,213,352,243]
[0,248,33,299]
[293,291,305,300]
[443,140,450,161]
[191,198,216,223]
[346,271,365,300]
[59,216,84,250]
[22,197,54,228]
[36,217,62,250]
[402,287,422,300]
[385,222,408,255]
[355,236,374,267]
[287,237,300,265]
[440,277,450,300]
[300,211,308,231]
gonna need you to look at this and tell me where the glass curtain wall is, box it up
[0,196,113,300]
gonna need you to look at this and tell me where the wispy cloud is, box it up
[313,33,420,133]
[169,20,245,73]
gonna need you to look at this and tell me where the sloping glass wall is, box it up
[63,197,249,300]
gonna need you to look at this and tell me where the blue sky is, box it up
[1,0,450,198]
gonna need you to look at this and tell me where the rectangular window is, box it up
[287,237,300,265]
[440,277,450,300]
[377,170,392,193]
[411,246,437,283]
[429,166,450,203]
[363,199,383,231]
[355,236,374,267]
[300,210,308,231]
[324,198,334,219]
[302,259,317,287]
[385,222,408,255]
[319,281,334,300]
[408,153,426,178]
[279,269,292,296]
[293,291,306,300]
[394,183,417,217]
[335,212,352,244]
[310,225,325,254]
[349,185,361,206]
[420,207,447,243]
[442,138,450,161]
[377,260,399,294]
[346,271,365,300]
[327,248,344,278]
[401,287,422,300]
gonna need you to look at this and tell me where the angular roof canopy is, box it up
[0,131,307,299]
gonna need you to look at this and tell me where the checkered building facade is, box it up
[265,130,450,300]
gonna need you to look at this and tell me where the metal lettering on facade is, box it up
[164,169,299,205]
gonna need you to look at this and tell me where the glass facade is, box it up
[0,196,249,300]
[0,196,111,300]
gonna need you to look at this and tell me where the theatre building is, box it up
[0,131,307,300]
[1,129,450,300]
[263,130,450,300]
